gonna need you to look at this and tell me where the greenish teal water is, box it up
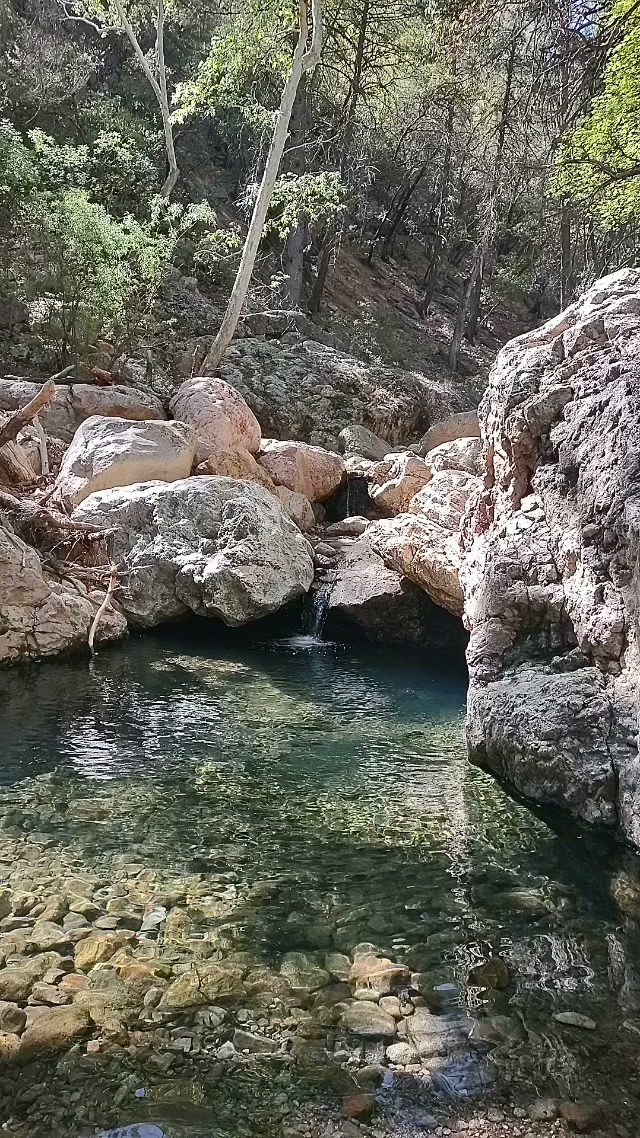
[2,628,640,1133]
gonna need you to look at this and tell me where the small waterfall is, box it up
[302,585,331,638]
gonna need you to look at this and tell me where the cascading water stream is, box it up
[302,583,332,638]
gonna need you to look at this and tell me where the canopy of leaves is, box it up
[554,0,640,229]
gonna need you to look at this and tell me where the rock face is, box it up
[0,523,127,664]
[462,268,640,842]
[209,338,467,451]
[258,440,344,503]
[324,536,466,648]
[0,381,166,444]
[169,376,262,464]
[54,417,196,509]
[72,477,314,628]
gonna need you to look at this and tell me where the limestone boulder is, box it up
[53,416,196,509]
[0,380,165,444]
[325,535,465,648]
[461,267,640,842]
[258,439,344,502]
[274,487,316,532]
[19,1005,90,1058]
[0,523,127,664]
[169,377,261,464]
[338,425,391,461]
[368,453,432,516]
[416,409,479,456]
[72,477,314,628]
[423,436,484,478]
[369,515,464,616]
[196,448,275,491]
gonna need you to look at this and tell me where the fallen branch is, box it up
[0,378,56,450]
[32,415,49,476]
[0,490,107,537]
[88,574,117,656]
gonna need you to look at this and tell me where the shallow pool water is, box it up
[1,627,640,1136]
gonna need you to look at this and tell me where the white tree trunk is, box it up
[200,0,323,374]
[113,0,179,198]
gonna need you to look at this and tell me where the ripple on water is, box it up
[1,630,640,1133]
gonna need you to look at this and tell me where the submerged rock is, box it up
[72,477,314,628]
[341,1000,397,1037]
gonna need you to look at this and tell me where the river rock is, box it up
[348,952,410,995]
[341,1001,397,1037]
[0,523,127,663]
[0,380,166,443]
[338,425,391,461]
[368,514,464,615]
[280,952,330,992]
[169,376,261,464]
[462,268,640,839]
[554,1011,596,1029]
[0,1032,20,1062]
[74,933,129,971]
[325,535,462,646]
[196,447,275,490]
[417,409,480,455]
[274,486,316,532]
[53,416,196,509]
[19,1004,90,1057]
[406,1007,472,1057]
[72,477,314,628]
[386,1040,419,1064]
[258,440,344,502]
[368,453,432,516]
[0,1002,25,1034]
[424,436,484,477]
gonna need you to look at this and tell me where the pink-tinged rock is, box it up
[170,377,261,463]
[196,447,275,491]
[368,515,463,616]
[368,453,432,516]
[274,487,316,532]
[258,440,344,502]
[417,409,479,455]
[423,436,484,478]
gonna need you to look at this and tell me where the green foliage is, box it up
[265,172,348,237]
[0,120,38,211]
[554,0,640,229]
[16,190,175,363]
[173,0,297,126]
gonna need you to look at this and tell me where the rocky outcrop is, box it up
[208,338,467,451]
[0,381,166,444]
[53,417,196,509]
[258,440,344,502]
[0,523,127,664]
[169,376,261,464]
[461,268,640,842]
[72,477,314,628]
[324,535,466,648]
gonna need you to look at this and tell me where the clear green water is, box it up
[1,627,640,1134]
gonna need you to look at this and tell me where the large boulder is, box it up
[324,535,465,648]
[169,377,261,464]
[423,436,484,478]
[461,268,640,842]
[338,425,390,461]
[416,409,480,456]
[409,469,481,531]
[53,416,196,509]
[200,338,467,451]
[0,524,126,664]
[368,453,432,516]
[258,440,344,502]
[72,477,314,628]
[196,448,275,491]
[369,514,464,616]
[0,381,165,444]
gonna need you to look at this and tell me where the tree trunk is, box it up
[282,74,307,308]
[310,0,370,313]
[201,0,322,373]
[421,102,454,313]
[449,261,479,373]
[465,250,484,343]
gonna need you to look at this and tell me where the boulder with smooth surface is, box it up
[258,439,344,502]
[368,514,464,616]
[0,380,165,444]
[368,453,431,516]
[170,377,261,464]
[72,477,314,628]
[54,416,196,509]
[416,409,479,456]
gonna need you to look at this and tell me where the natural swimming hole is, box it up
[1,626,640,1136]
